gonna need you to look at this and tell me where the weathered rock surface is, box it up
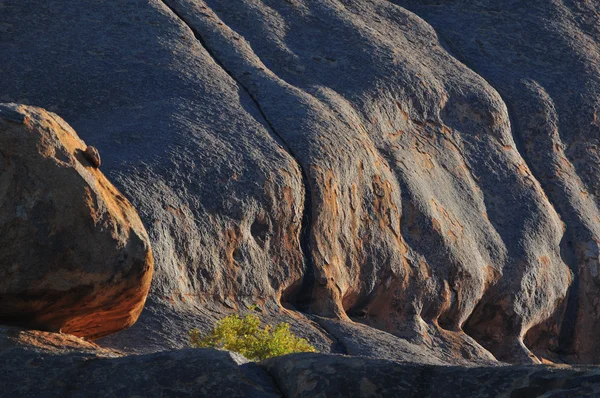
[0,104,153,339]
[0,325,120,358]
[263,353,600,398]
[1,0,600,367]
[157,0,579,365]
[314,316,496,366]
[2,340,600,398]
[0,343,280,398]
[394,0,600,366]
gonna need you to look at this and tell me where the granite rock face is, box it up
[396,0,600,365]
[1,0,599,366]
[0,104,153,339]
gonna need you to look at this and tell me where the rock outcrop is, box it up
[395,0,600,365]
[0,104,153,339]
[263,353,600,398]
[0,325,120,358]
[1,0,600,367]
[2,340,600,398]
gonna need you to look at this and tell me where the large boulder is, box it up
[0,104,153,339]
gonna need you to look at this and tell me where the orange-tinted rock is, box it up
[0,103,153,339]
[0,325,120,357]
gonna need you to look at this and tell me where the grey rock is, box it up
[0,104,26,124]
[2,331,600,398]
[1,0,600,367]
[396,0,600,365]
[263,353,600,398]
[0,0,312,353]
[0,346,280,397]
[314,317,496,366]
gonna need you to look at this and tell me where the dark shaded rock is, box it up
[0,105,26,124]
[0,104,153,339]
[3,338,600,398]
[0,0,313,352]
[83,145,101,168]
[263,353,600,398]
[157,0,572,363]
[0,346,280,398]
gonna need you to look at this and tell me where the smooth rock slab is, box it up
[0,104,153,339]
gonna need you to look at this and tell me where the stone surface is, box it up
[1,0,600,367]
[394,0,600,365]
[0,0,313,353]
[0,345,280,398]
[0,104,153,339]
[0,326,120,358]
[3,343,600,398]
[313,317,496,366]
[83,146,101,168]
[263,353,600,398]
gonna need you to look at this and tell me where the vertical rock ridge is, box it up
[395,0,600,363]
[152,0,573,363]
[418,25,574,362]
[157,0,316,305]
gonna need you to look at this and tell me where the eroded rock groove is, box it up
[158,0,317,306]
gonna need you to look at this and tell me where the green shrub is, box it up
[189,313,317,361]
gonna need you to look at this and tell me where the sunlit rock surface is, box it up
[1,0,599,366]
[0,104,153,339]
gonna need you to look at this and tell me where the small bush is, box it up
[189,313,317,361]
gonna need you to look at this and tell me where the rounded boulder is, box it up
[0,103,153,339]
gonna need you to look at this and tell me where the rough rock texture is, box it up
[0,326,120,358]
[394,0,600,366]
[314,317,496,366]
[0,104,153,339]
[263,353,600,398]
[1,0,600,366]
[160,0,575,364]
[3,342,600,398]
[0,0,316,353]
[0,344,280,398]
